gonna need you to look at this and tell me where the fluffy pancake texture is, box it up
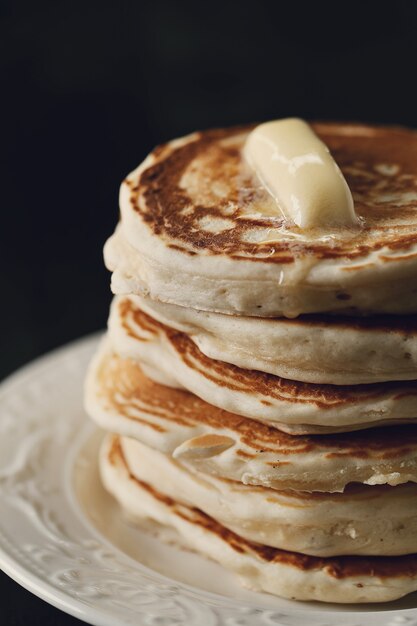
[118,434,417,557]
[107,295,417,433]
[130,293,417,385]
[104,123,417,317]
[87,119,417,604]
[101,434,417,603]
[85,343,417,493]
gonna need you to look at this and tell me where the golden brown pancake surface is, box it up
[132,122,417,262]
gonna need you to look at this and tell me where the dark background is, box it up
[2,1,417,623]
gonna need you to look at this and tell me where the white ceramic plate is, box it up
[1,335,417,626]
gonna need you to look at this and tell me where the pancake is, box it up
[107,295,417,433]
[104,122,417,317]
[131,293,417,385]
[101,434,417,603]
[85,342,417,492]
[118,434,417,557]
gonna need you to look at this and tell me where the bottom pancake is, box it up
[101,434,417,603]
[119,435,417,557]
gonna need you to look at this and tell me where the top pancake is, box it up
[105,122,417,316]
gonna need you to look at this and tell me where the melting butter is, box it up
[244,118,357,229]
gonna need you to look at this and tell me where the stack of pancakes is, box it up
[85,122,417,603]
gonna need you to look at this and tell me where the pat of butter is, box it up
[244,118,357,228]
